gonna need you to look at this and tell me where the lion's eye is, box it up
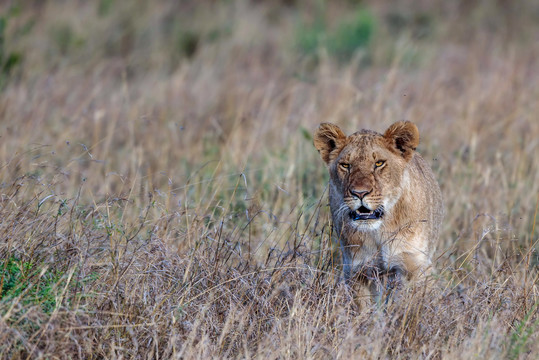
[375,160,385,168]
[340,163,350,169]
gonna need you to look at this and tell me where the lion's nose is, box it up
[349,188,370,199]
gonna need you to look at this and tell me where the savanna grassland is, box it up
[0,0,538,358]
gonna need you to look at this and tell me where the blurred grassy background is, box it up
[0,0,538,358]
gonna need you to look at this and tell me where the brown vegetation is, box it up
[0,0,537,358]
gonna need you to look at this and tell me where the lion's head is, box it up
[314,121,420,231]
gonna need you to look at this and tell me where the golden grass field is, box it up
[0,1,538,358]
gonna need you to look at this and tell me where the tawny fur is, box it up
[314,121,443,299]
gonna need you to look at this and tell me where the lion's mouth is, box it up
[349,206,384,221]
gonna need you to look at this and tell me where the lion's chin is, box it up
[348,219,383,231]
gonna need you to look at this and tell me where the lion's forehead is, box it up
[340,133,390,162]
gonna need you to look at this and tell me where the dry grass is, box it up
[0,0,538,359]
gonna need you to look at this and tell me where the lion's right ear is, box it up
[313,123,347,164]
[383,121,419,161]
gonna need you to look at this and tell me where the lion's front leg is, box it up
[368,267,404,305]
[340,241,353,284]
[386,267,404,290]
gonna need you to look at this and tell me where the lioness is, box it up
[314,121,443,299]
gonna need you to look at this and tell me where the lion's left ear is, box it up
[313,123,347,165]
[384,121,419,161]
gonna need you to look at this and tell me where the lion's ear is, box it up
[384,121,419,161]
[313,123,347,164]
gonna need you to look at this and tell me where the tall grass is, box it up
[0,0,538,358]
